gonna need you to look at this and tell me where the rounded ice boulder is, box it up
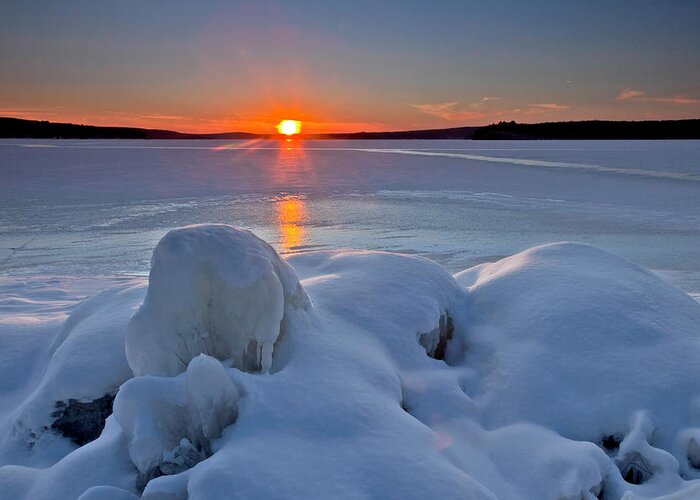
[126,225,309,376]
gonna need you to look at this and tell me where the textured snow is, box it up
[1,227,700,499]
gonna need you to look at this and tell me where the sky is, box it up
[1,0,699,134]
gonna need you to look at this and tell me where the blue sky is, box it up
[1,0,699,132]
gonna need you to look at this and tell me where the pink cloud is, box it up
[616,89,700,104]
[652,96,700,104]
[617,89,645,101]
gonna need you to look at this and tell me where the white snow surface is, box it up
[1,225,700,499]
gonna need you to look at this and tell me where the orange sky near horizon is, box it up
[6,96,700,135]
[0,111,388,135]
[0,94,393,135]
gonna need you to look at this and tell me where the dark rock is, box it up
[50,393,115,446]
[688,437,700,469]
[618,454,653,485]
[622,463,646,484]
[418,313,454,361]
[600,434,623,454]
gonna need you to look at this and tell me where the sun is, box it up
[277,119,301,136]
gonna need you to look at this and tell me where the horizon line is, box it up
[3,115,700,138]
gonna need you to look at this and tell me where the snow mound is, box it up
[455,242,700,485]
[113,354,238,488]
[1,281,144,467]
[126,225,309,376]
[0,416,136,500]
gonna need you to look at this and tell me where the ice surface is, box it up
[126,225,308,376]
[2,139,699,298]
[1,228,700,498]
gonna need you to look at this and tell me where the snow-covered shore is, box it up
[1,225,700,499]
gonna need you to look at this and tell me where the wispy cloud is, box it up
[528,103,570,110]
[139,113,185,120]
[411,101,487,121]
[657,96,700,104]
[470,96,501,109]
[617,89,645,101]
[616,88,700,104]
[412,98,571,122]
[104,110,186,121]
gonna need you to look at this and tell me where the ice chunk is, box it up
[126,224,308,376]
[113,354,238,487]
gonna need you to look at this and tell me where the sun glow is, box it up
[277,119,301,136]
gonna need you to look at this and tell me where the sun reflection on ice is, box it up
[276,197,307,252]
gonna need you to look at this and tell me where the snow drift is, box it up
[2,227,700,499]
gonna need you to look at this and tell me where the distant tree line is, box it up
[472,119,700,140]
[0,118,257,140]
[0,117,153,139]
[2,116,700,140]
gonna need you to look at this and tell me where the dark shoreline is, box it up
[2,117,700,140]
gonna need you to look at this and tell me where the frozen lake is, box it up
[1,139,699,298]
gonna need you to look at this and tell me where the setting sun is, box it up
[277,119,301,136]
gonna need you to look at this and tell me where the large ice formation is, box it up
[126,225,309,376]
